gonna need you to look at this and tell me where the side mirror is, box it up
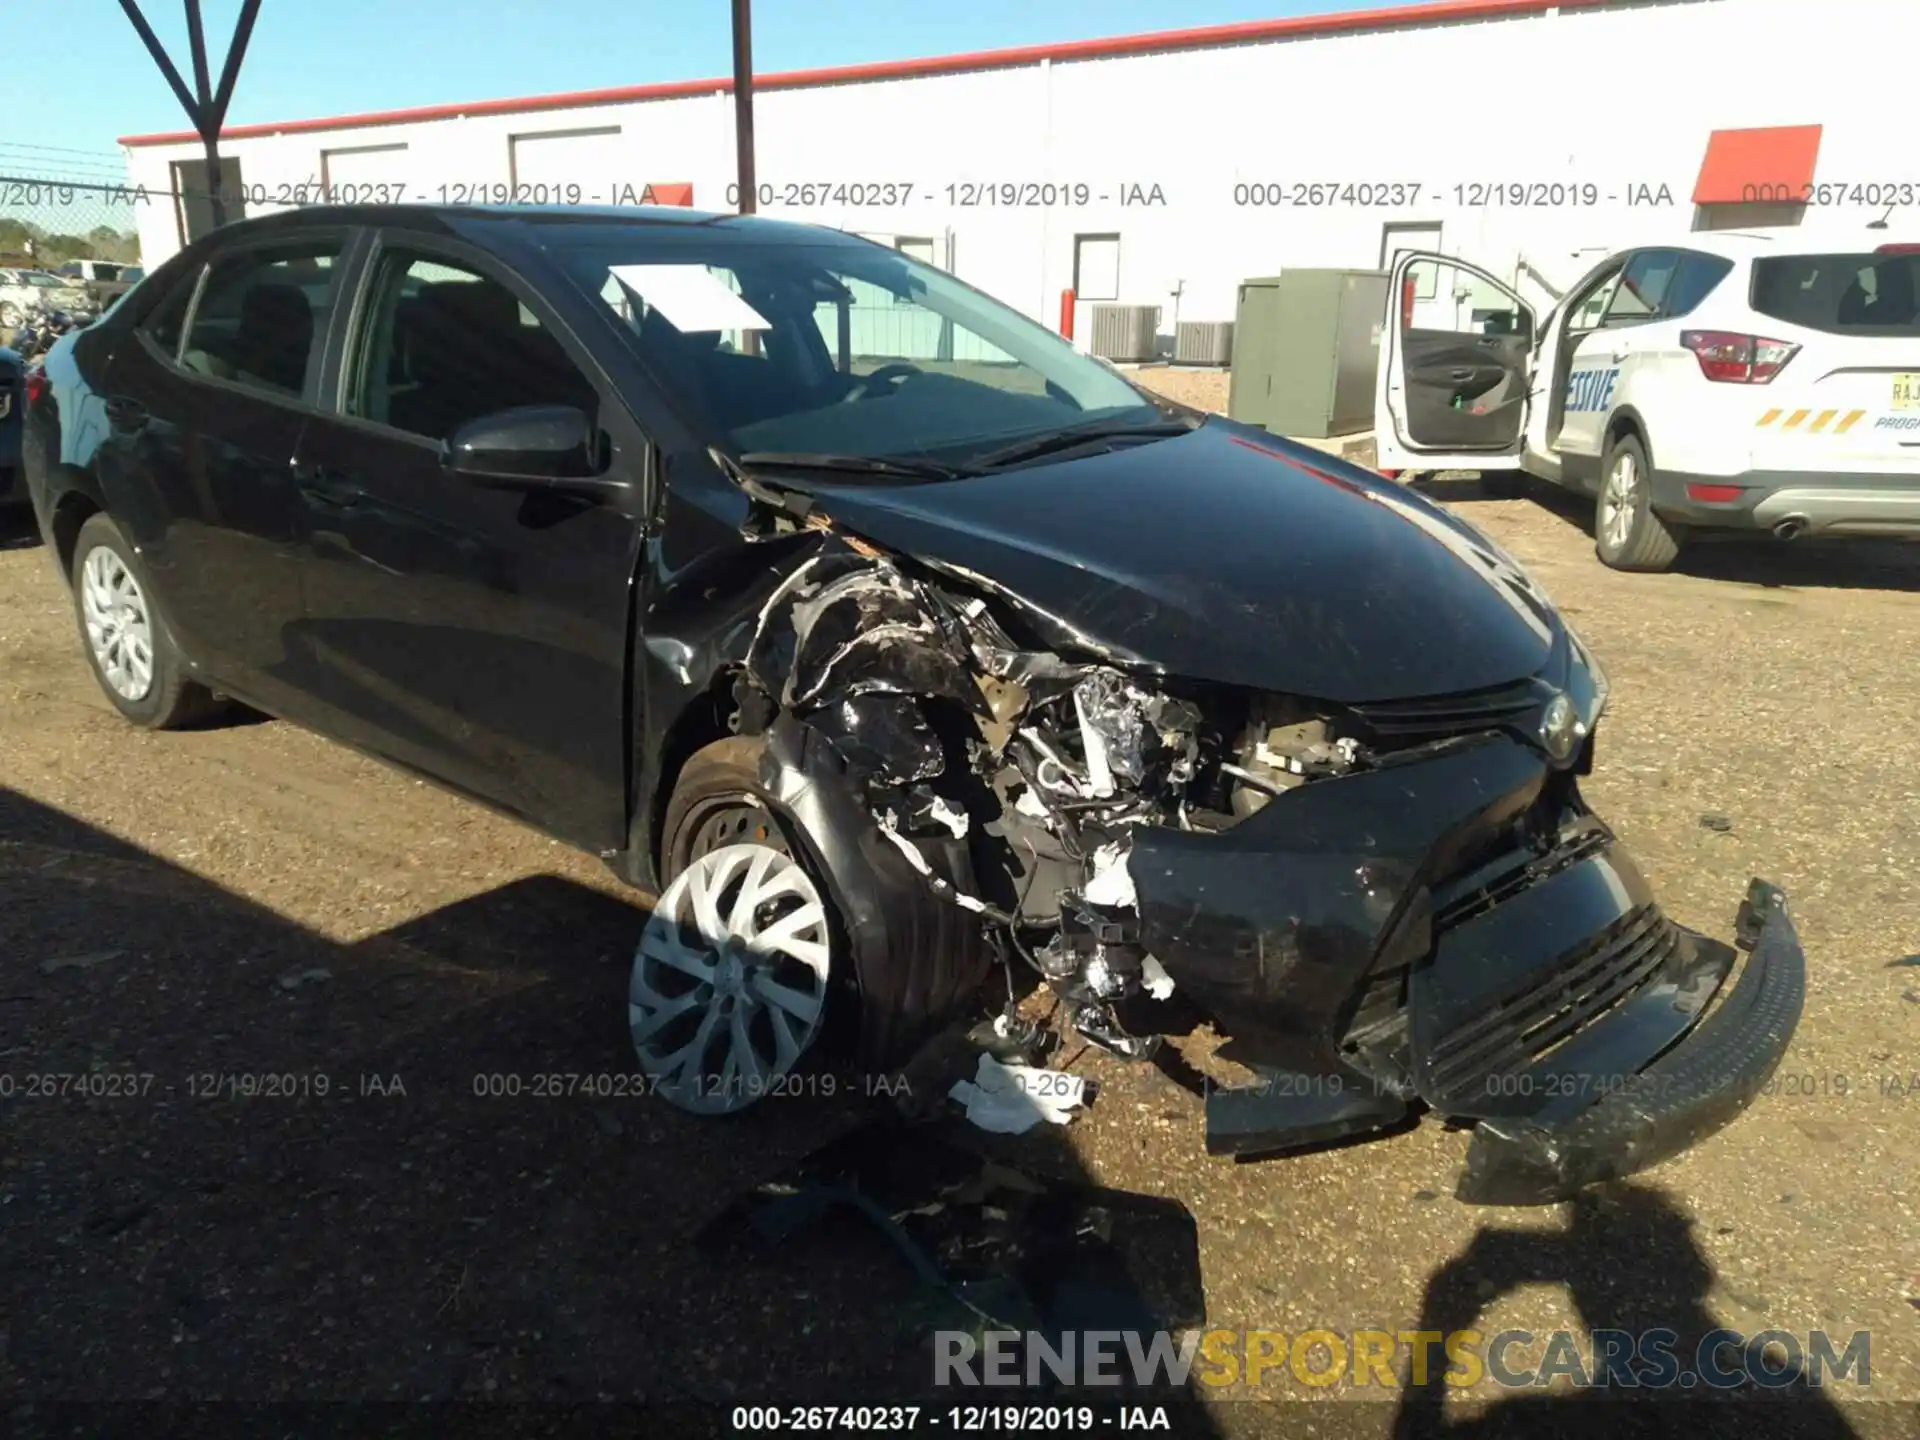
[444,404,606,486]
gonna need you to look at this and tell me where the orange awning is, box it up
[1693,125,1822,205]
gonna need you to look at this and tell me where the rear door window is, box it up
[1661,252,1735,318]
[139,268,202,359]
[1601,250,1681,327]
[1750,252,1920,336]
[180,241,344,397]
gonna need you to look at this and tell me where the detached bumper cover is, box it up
[1130,734,1808,1203]
[1458,884,1805,1204]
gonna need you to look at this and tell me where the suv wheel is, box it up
[1594,433,1681,572]
[635,736,840,1114]
[70,513,223,728]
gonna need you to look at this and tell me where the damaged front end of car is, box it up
[719,495,1805,1207]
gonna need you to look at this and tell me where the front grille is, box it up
[1432,823,1612,934]
[1348,679,1543,746]
[1426,904,1677,1097]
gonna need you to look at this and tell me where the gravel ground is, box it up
[1,465,1917,1433]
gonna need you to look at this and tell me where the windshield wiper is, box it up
[736,450,972,482]
[970,417,1199,471]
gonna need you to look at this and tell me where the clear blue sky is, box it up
[7,0,1444,179]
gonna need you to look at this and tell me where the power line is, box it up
[0,140,129,162]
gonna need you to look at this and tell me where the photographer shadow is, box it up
[1390,1183,1859,1439]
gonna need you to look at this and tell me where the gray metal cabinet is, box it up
[1228,269,1389,438]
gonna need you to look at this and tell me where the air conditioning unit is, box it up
[1087,304,1159,363]
[1173,320,1233,366]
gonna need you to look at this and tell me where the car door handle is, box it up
[1450,368,1478,381]
[291,458,363,510]
[103,395,148,428]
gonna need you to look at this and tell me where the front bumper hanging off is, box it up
[1131,734,1808,1206]
[1456,881,1803,1204]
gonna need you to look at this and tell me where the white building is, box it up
[118,0,1905,338]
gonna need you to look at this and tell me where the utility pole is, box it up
[117,0,262,233]
[731,0,756,216]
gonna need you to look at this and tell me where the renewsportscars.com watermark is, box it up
[935,1327,1873,1392]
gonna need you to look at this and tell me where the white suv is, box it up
[1374,233,1920,571]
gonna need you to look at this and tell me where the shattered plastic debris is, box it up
[1080,840,1136,908]
[949,1053,1090,1133]
[1141,955,1176,1000]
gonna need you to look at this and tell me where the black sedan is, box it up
[21,204,1805,1203]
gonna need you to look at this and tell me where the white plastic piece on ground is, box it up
[949,1053,1089,1134]
[1081,840,1136,908]
[1141,955,1176,1000]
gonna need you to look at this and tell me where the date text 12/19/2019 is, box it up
[1230,181,1678,208]
[728,1404,1174,1431]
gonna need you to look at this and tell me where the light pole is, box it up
[731,0,756,216]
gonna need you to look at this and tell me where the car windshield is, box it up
[23,273,61,287]
[544,224,1165,470]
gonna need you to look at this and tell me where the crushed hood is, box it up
[802,422,1563,703]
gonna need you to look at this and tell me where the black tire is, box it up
[659,735,792,883]
[1593,432,1681,573]
[1478,469,1529,499]
[70,513,224,729]
[657,734,861,1054]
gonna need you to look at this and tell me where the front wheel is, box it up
[632,737,839,1115]
[1594,433,1681,572]
[70,513,224,728]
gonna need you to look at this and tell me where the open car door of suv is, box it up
[1376,251,1535,473]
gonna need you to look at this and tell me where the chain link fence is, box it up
[0,173,161,271]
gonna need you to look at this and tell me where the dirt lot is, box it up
[2,462,1917,1433]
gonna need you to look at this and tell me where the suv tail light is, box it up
[1680,330,1799,383]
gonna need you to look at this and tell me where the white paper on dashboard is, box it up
[606,264,771,331]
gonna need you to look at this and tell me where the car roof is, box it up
[1652,226,1916,260]
[203,202,863,250]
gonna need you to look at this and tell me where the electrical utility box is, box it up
[1228,269,1389,438]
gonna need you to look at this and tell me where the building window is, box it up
[894,237,938,298]
[1073,234,1120,302]
[1379,222,1442,271]
[321,143,410,198]
[1692,200,1807,232]
[509,126,623,192]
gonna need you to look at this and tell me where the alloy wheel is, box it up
[629,841,833,1114]
[1600,451,1640,552]
[81,547,156,702]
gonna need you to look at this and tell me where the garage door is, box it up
[321,143,412,203]
[509,127,624,201]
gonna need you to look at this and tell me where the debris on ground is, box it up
[1699,813,1735,833]
[949,1053,1091,1134]
[276,967,333,991]
[696,1117,1203,1390]
[38,949,127,975]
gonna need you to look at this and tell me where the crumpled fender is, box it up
[757,711,993,1067]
